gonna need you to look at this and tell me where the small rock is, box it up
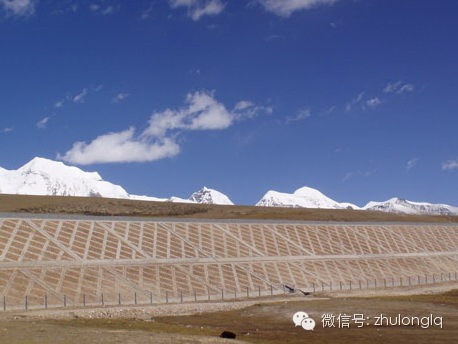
[220,331,236,339]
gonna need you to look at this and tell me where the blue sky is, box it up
[1,0,457,206]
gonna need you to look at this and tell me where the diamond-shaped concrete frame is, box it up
[1,216,457,309]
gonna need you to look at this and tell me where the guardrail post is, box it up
[102,294,104,307]
[258,286,261,297]
[247,287,249,298]
[3,296,5,311]
[135,292,137,305]
[64,295,66,308]
[45,294,48,309]
[25,295,28,310]
[181,291,183,303]
[166,291,168,304]
[195,291,197,302]
[119,293,121,306]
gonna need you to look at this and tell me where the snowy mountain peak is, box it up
[364,198,458,215]
[0,157,127,198]
[189,187,234,205]
[1,158,457,215]
[293,186,329,198]
[256,186,359,210]
[18,157,102,181]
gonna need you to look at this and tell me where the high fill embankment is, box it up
[1,213,457,310]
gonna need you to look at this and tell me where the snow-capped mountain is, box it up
[0,157,232,205]
[0,157,130,198]
[1,158,457,215]
[189,187,234,205]
[256,186,359,210]
[363,198,458,216]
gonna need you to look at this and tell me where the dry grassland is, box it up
[0,194,457,223]
[0,286,456,344]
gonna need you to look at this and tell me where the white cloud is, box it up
[383,81,415,94]
[257,0,339,17]
[234,100,272,118]
[0,0,35,17]
[319,105,336,116]
[141,2,154,19]
[100,6,115,15]
[342,172,354,182]
[169,0,226,21]
[0,127,14,133]
[345,93,384,112]
[73,88,88,103]
[286,108,311,123]
[143,91,235,137]
[406,158,419,171]
[234,100,253,111]
[398,84,414,94]
[36,116,50,129]
[58,128,180,165]
[365,97,381,109]
[54,99,65,108]
[345,92,364,112]
[89,3,117,15]
[342,168,376,182]
[111,93,130,103]
[442,159,458,171]
[59,90,266,164]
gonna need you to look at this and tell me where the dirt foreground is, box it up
[0,282,457,344]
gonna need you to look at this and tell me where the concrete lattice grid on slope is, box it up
[0,216,457,309]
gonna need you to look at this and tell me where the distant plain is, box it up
[1,194,457,223]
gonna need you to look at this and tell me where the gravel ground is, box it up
[2,282,456,322]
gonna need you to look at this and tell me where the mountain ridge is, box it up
[0,157,234,205]
[0,157,456,215]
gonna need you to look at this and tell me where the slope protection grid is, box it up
[0,216,457,309]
